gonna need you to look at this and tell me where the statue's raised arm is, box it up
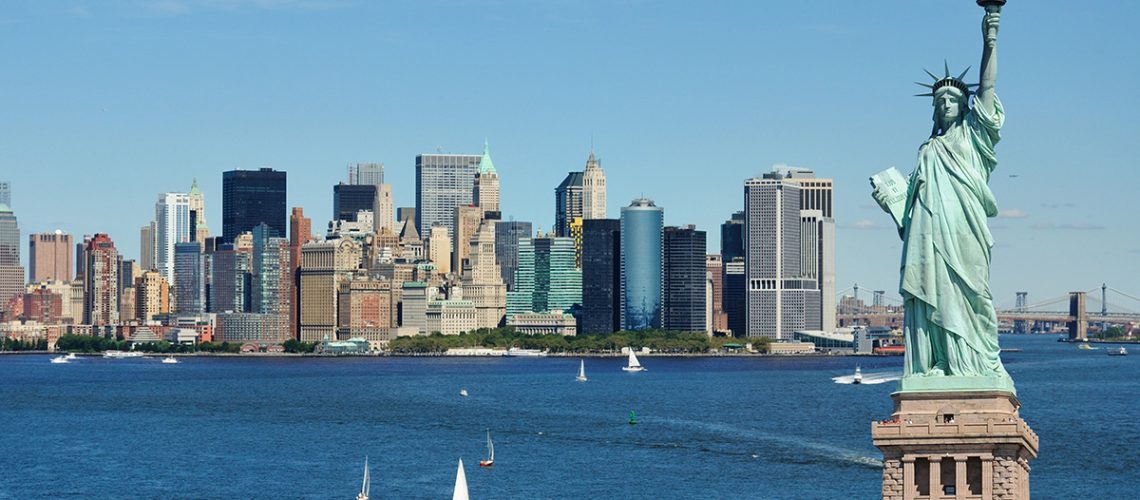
[976,8,1000,113]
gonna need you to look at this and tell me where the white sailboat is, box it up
[576,359,588,382]
[621,350,646,372]
[479,429,494,467]
[356,456,370,500]
[452,458,469,500]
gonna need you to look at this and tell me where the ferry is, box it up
[103,350,144,359]
[1108,346,1128,356]
[505,347,548,357]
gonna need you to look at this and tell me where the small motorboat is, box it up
[852,365,863,384]
[161,355,179,364]
[1078,343,1094,350]
[459,388,469,397]
[1108,346,1128,356]
[65,352,78,360]
[50,356,69,364]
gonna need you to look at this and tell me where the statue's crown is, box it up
[915,62,979,98]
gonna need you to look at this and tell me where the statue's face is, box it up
[934,87,965,125]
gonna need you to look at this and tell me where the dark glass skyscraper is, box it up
[554,172,583,237]
[333,184,377,223]
[620,198,663,331]
[723,258,746,336]
[494,221,532,291]
[581,218,621,334]
[222,168,287,244]
[664,225,707,332]
[720,211,744,263]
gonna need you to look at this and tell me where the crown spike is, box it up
[914,82,935,89]
[944,60,950,78]
[957,66,971,81]
[923,68,939,81]
[915,92,935,97]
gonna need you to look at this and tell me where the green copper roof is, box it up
[189,177,202,196]
[479,139,497,174]
[0,203,10,213]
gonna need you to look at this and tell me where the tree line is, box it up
[386,327,770,354]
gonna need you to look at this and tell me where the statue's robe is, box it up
[900,94,1011,382]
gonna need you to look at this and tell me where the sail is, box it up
[578,360,585,378]
[358,457,370,500]
[628,351,641,368]
[453,458,469,500]
[487,431,494,461]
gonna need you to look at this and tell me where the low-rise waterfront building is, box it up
[507,310,577,336]
[424,299,477,335]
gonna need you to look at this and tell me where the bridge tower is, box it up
[1068,291,1088,341]
[873,290,885,308]
[1014,292,1028,334]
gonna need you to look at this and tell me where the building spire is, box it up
[479,138,497,175]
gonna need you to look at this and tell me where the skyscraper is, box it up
[251,223,291,341]
[29,231,72,283]
[83,234,119,326]
[581,151,607,220]
[415,153,480,241]
[783,170,836,333]
[452,205,483,273]
[289,207,313,338]
[140,222,156,271]
[299,239,362,342]
[222,168,287,244]
[208,244,250,313]
[333,183,378,223]
[0,181,9,207]
[427,226,451,275]
[348,163,384,185]
[506,232,581,319]
[494,220,532,291]
[135,270,169,322]
[744,173,822,340]
[188,178,209,244]
[473,140,500,219]
[721,211,745,263]
[706,254,727,332]
[663,225,707,332]
[620,198,664,331]
[154,192,191,284]
[461,220,506,329]
[0,203,22,311]
[723,258,745,336]
[374,184,395,234]
[554,172,583,237]
[581,218,621,334]
[173,242,205,314]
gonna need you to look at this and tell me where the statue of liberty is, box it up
[871,6,1015,393]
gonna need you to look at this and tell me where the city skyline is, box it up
[1,2,1138,305]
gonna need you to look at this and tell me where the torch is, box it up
[977,0,1005,43]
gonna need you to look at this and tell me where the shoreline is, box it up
[1,350,899,359]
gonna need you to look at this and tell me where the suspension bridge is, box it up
[834,283,1140,340]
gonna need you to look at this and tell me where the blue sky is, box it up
[2,0,1138,310]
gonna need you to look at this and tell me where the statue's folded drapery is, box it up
[900,94,1012,383]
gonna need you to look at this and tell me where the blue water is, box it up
[0,336,1134,499]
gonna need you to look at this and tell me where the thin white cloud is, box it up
[997,208,1027,219]
[1030,223,1104,231]
[1040,202,1076,209]
[842,219,886,231]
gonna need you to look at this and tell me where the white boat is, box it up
[103,350,144,359]
[65,352,78,360]
[622,350,646,372]
[452,458,469,500]
[50,356,69,364]
[575,359,588,382]
[852,365,863,384]
[459,388,469,397]
[161,355,179,364]
[506,347,548,357]
[479,429,494,467]
[1108,346,1128,356]
[356,456,370,500]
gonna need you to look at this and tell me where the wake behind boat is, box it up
[622,350,646,372]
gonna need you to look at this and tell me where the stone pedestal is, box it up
[872,391,1038,500]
